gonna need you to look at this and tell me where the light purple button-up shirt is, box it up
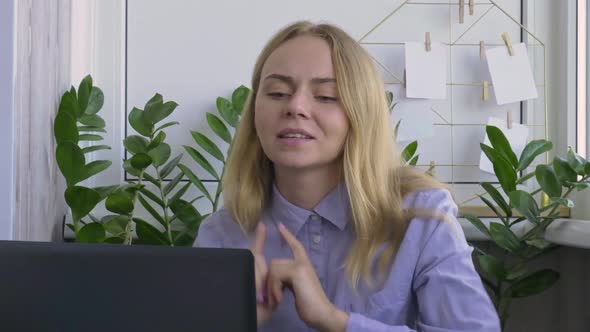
[196,184,501,331]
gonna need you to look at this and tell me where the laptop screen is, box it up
[0,241,257,332]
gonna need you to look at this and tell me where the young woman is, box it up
[196,21,500,332]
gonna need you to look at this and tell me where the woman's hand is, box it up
[251,223,274,326]
[267,223,349,332]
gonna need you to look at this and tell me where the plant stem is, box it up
[212,164,225,212]
[155,165,173,246]
[124,171,144,245]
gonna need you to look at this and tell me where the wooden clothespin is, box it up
[425,32,432,52]
[479,41,485,60]
[469,0,475,15]
[428,161,436,177]
[501,32,514,56]
[506,111,513,129]
[482,81,489,101]
[459,0,465,24]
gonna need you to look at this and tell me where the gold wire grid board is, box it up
[357,0,550,215]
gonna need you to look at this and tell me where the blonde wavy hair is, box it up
[223,21,448,288]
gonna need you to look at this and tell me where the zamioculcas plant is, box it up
[179,85,250,215]
[465,125,590,330]
[54,75,117,242]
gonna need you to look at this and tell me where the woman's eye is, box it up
[267,92,289,99]
[316,96,338,103]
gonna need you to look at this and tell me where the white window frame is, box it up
[0,0,16,240]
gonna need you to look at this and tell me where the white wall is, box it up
[0,0,15,240]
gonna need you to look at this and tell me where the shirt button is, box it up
[313,235,321,244]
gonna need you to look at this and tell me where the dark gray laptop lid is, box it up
[0,241,256,332]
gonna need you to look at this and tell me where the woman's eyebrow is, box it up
[263,74,336,85]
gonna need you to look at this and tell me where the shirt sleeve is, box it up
[346,189,501,332]
[193,215,224,248]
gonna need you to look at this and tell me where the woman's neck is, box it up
[274,165,342,210]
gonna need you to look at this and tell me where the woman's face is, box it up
[254,35,349,174]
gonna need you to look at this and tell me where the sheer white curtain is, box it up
[13,0,72,241]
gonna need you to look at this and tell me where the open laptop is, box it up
[0,241,257,332]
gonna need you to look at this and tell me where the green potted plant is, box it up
[464,125,590,329]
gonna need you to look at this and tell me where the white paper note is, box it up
[390,99,436,143]
[486,43,538,105]
[479,117,528,174]
[405,41,447,100]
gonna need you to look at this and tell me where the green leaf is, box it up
[104,237,125,244]
[516,172,536,185]
[78,114,106,128]
[393,120,401,141]
[232,85,250,115]
[477,254,506,280]
[206,113,232,144]
[184,145,219,179]
[585,162,590,176]
[480,143,497,165]
[525,238,553,250]
[191,131,225,162]
[509,269,560,298]
[518,140,553,171]
[147,131,166,150]
[536,165,562,198]
[553,157,578,185]
[506,264,528,281]
[130,153,152,170]
[59,91,82,119]
[170,182,191,204]
[154,121,180,133]
[142,172,159,187]
[138,187,165,208]
[508,190,540,225]
[123,159,141,177]
[164,171,184,196]
[77,222,106,243]
[160,154,183,179]
[481,182,512,217]
[124,135,149,154]
[567,147,587,175]
[147,143,171,167]
[128,108,154,137]
[178,164,213,203]
[65,186,101,221]
[94,185,119,200]
[77,75,93,111]
[56,142,85,186]
[134,218,168,245]
[169,199,202,228]
[78,134,103,141]
[408,155,419,166]
[489,222,522,254]
[103,215,127,236]
[145,100,178,124]
[479,196,504,221]
[172,231,196,247]
[486,126,518,168]
[54,111,79,144]
[216,97,239,128]
[105,192,134,215]
[575,183,590,191]
[492,151,518,194]
[78,160,112,182]
[553,198,575,208]
[464,214,491,238]
[401,141,418,162]
[82,145,111,154]
[138,195,166,227]
[85,87,104,115]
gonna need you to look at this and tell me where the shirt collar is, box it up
[269,182,350,235]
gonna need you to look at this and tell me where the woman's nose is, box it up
[284,91,311,118]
